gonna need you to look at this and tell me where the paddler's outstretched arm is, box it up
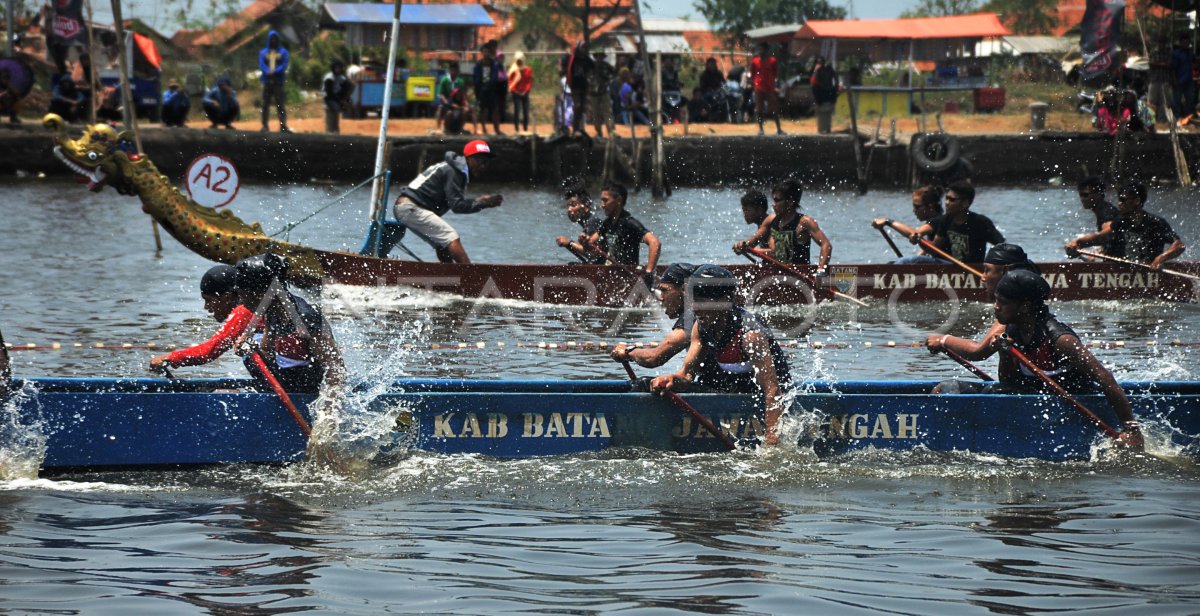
[1065,224,1113,254]
[926,321,1004,362]
[641,231,661,277]
[1150,238,1186,269]
[733,214,775,253]
[1055,334,1143,448]
[802,216,832,273]
[650,322,705,392]
[744,329,783,446]
[612,328,689,369]
[872,217,919,238]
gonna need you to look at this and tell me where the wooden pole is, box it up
[83,0,99,122]
[652,51,665,197]
[109,0,159,253]
[848,86,866,194]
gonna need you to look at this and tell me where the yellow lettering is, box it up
[487,413,508,438]
[896,414,919,439]
[435,414,457,438]
[1148,273,1160,287]
[873,274,887,288]
[746,416,766,439]
[924,274,940,289]
[673,417,692,438]
[566,412,586,437]
[523,413,544,437]
[460,414,483,438]
[588,414,611,438]
[1077,273,1090,288]
[870,414,894,438]
[545,413,567,437]
[849,414,870,438]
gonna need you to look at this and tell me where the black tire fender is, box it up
[912,133,961,173]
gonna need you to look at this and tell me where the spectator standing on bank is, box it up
[495,50,509,126]
[258,30,290,132]
[508,51,532,133]
[162,81,191,127]
[203,77,240,129]
[562,40,594,137]
[323,60,355,134]
[590,50,615,137]
[1169,37,1195,123]
[436,61,465,133]
[750,42,784,136]
[810,56,839,134]
[473,40,504,135]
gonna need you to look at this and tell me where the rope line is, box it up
[270,173,386,239]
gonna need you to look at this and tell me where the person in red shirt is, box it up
[750,42,784,136]
[150,264,255,373]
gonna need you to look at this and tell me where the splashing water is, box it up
[0,382,47,480]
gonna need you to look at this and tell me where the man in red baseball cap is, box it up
[391,139,504,263]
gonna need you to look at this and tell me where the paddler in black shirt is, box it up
[1066,180,1185,268]
[1066,175,1121,256]
[767,178,833,273]
[234,255,346,397]
[650,265,791,446]
[926,243,1039,383]
[589,182,661,282]
[932,269,1143,449]
[907,180,1004,263]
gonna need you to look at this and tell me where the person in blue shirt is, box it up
[162,80,190,127]
[258,30,290,132]
[202,77,240,129]
[49,76,85,123]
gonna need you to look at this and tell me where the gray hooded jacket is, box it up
[400,152,486,216]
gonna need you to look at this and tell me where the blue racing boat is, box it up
[5,378,1200,472]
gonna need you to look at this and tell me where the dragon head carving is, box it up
[44,113,140,194]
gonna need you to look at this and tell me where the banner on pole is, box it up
[1079,0,1126,85]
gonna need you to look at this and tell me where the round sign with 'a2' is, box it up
[185,154,240,209]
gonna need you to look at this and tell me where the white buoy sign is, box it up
[185,154,240,208]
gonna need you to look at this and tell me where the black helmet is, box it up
[995,269,1050,303]
[234,255,277,293]
[199,264,237,295]
[263,253,289,282]
[689,264,737,300]
[660,262,697,287]
[984,243,1030,266]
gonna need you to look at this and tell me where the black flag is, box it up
[1079,0,1125,85]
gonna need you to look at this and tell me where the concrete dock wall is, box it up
[5,123,1195,189]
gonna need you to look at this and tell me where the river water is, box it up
[2,177,1199,614]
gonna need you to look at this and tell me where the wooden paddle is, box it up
[940,346,994,381]
[233,310,313,438]
[562,243,591,264]
[745,247,868,307]
[997,337,1121,440]
[1074,249,1200,282]
[248,351,313,437]
[880,222,985,279]
[877,225,904,258]
[618,358,737,450]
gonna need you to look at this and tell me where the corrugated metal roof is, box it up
[322,3,494,26]
[797,14,1009,40]
[639,17,712,33]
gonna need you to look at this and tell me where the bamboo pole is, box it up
[83,0,99,122]
[109,0,159,253]
[652,51,665,197]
